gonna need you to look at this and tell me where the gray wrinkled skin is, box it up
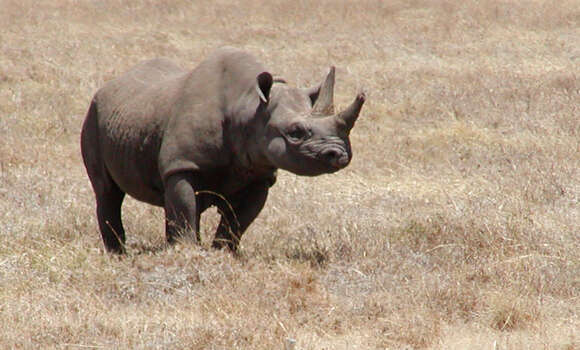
[81,47,365,253]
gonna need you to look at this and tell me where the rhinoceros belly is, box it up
[204,163,277,197]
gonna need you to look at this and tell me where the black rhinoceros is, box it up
[81,47,365,253]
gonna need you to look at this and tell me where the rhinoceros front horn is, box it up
[312,66,335,115]
[337,92,366,131]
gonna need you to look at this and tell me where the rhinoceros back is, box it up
[95,58,185,122]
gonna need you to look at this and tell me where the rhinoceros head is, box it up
[254,67,366,176]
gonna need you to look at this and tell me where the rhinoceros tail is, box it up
[80,99,100,181]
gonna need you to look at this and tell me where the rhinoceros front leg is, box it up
[212,181,270,251]
[163,172,201,244]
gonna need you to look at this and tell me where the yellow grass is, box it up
[1,0,578,348]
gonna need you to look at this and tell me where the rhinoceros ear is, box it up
[304,85,321,106]
[256,72,273,104]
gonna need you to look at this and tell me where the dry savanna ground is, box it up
[1,0,578,349]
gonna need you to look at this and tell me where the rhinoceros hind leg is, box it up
[212,181,269,251]
[82,101,127,254]
[96,183,126,254]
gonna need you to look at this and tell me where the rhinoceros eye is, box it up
[287,124,310,141]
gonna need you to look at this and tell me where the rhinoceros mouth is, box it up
[319,147,350,169]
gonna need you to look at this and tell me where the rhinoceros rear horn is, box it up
[337,92,366,131]
[312,66,335,115]
[256,72,273,104]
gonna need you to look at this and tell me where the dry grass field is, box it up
[1,0,579,348]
